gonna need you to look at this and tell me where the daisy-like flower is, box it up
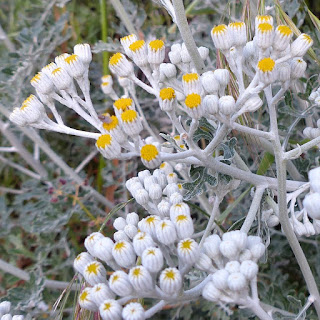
[102,115,127,144]
[159,267,182,295]
[128,266,154,292]
[155,219,177,245]
[49,67,73,90]
[112,240,136,268]
[74,43,92,65]
[219,95,236,116]
[170,202,190,220]
[120,34,138,57]
[73,252,94,275]
[96,134,122,160]
[41,62,58,76]
[159,87,176,112]
[30,72,54,95]
[139,215,161,237]
[290,57,307,79]
[273,25,293,52]
[120,109,143,136]
[84,232,104,256]
[129,40,148,67]
[83,261,107,285]
[257,57,277,83]
[113,97,135,117]
[122,302,145,320]
[256,23,274,49]
[64,54,85,78]
[184,93,205,118]
[177,238,199,264]
[148,39,165,65]
[109,270,134,296]
[211,24,232,50]
[255,15,273,31]
[92,283,115,306]
[140,144,162,169]
[141,247,164,273]
[109,52,134,77]
[291,33,313,57]
[228,22,247,47]
[132,232,156,256]
[182,73,202,95]
[99,299,122,320]
[79,287,98,311]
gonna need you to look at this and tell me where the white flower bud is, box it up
[99,299,122,320]
[203,95,219,114]
[195,253,214,272]
[159,162,173,174]
[256,23,274,49]
[167,172,178,184]
[157,200,171,218]
[138,170,151,183]
[257,57,277,83]
[240,260,259,280]
[243,40,256,59]
[134,189,150,206]
[170,192,183,205]
[155,220,177,245]
[303,193,320,220]
[168,50,182,65]
[219,95,236,116]
[211,269,229,290]
[292,217,307,237]
[124,224,138,239]
[181,43,192,63]
[141,247,164,273]
[201,71,219,94]
[83,261,107,285]
[113,217,127,231]
[211,24,232,50]
[291,33,313,57]
[222,231,247,251]
[246,235,262,249]
[93,237,114,263]
[219,240,239,260]
[309,167,320,193]
[239,249,252,262]
[126,177,141,192]
[64,54,86,78]
[126,212,140,226]
[50,67,73,90]
[109,270,133,296]
[202,281,221,301]
[30,72,54,95]
[148,184,163,200]
[112,240,136,268]
[73,252,94,275]
[114,230,130,242]
[273,25,293,52]
[55,53,69,68]
[228,22,247,47]
[139,215,160,237]
[276,62,291,83]
[129,266,154,292]
[133,232,156,256]
[84,232,104,256]
[164,183,180,197]
[290,57,307,79]
[267,215,280,227]
[122,302,145,320]
[213,69,230,87]
[225,260,240,273]
[92,283,115,306]
[250,243,266,261]
[203,234,221,259]
[74,43,92,65]
[170,202,190,220]
[79,287,98,311]
[227,272,247,291]
[173,214,194,239]
[159,63,177,80]
[120,34,138,57]
[313,219,320,234]
[198,46,209,60]
[153,169,167,188]
[12,316,24,320]
[148,39,165,65]
[109,52,134,77]
[241,95,263,113]
[1,315,12,320]
[177,238,199,264]
[159,267,182,295]
[0,302,10,315]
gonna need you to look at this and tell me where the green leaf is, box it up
[220,137,237,160]
[256,152,275,175]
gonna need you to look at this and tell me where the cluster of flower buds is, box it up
[202,231,265,304]
[309,86,320,105]
[303,119,320,141]
[0,301,24,320]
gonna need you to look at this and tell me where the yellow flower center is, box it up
[103,302,112,311]
[103,116,118,131]
[176,214,188,222]
[42,62,56,72]
[31,73,41,84]
[277,25,292,36]
[177,183,182,189]
[256,15,272,22]
[20,95,35,110]
[96,134,112,148]
[86,262,99,275]
[160,162,166,169]
[65,54,78,64]
[164,269,176,280]
[114,241,125,251]
[212,24,227,35]
[180,239,193,250]
[102,75,112,82]
[182,73,199,83]
[132,267,142,277]
[147,249,155,255]
[258,23,273,33]
[109,53,123,66]
[101,82,109,87]
[121,109,138,122]
[121,34,136,42]
[146,216,156,224]
[257,57,275,72]
[185,93,201,109]
[161,222,167,230]
[52,67,62,75]
[229,22,245,29]
[302,34,312,44]
[129,40,145,52]
[159,87,175,100]
[140,144,158,161]
[111,274,119,283]
[114,98,133,111]
[149,39,164,51]
[80,291,88,301]
[95,285,102,292]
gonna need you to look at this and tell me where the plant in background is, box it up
[2,0,320,319]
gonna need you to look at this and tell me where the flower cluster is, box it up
[0,301,24,320]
